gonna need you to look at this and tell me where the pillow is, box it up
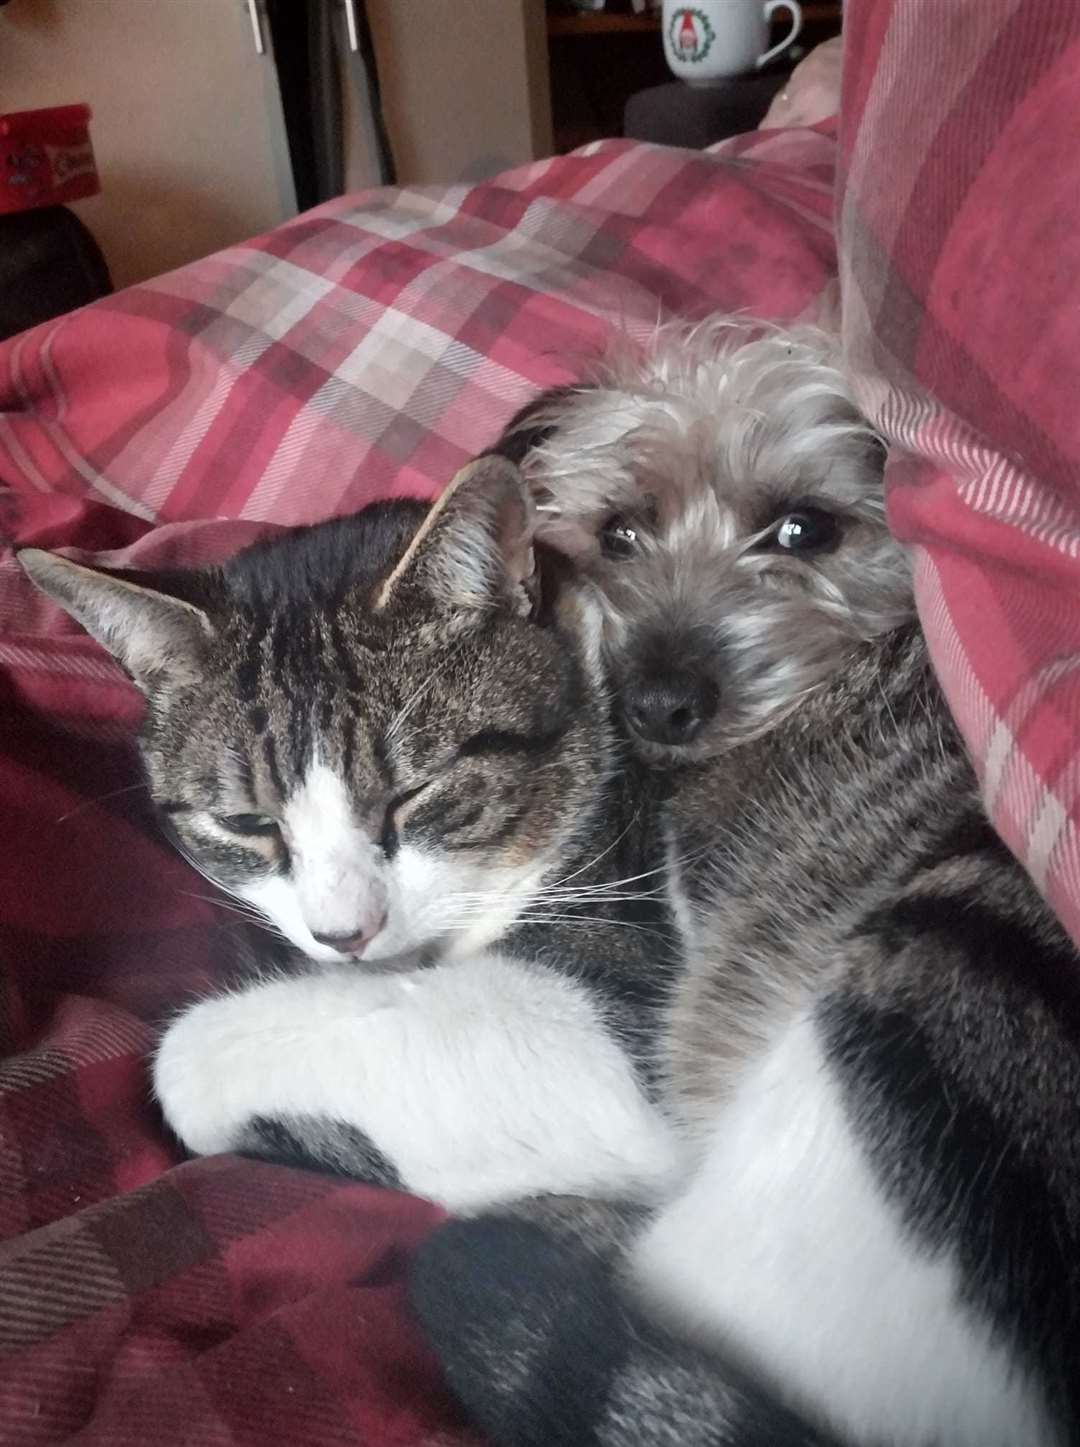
[838,0,1080,944]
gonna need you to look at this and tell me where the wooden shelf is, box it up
[546,3,840,37]
[547,11,660,37]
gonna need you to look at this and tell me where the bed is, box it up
[1,0,1078,1440]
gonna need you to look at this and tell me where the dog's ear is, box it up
[485,383,635,562]
[528,500,607,563]
[483,385,605,562]
[484,385,583,467]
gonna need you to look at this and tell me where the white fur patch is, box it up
[232,749,561,965]
[236,830,555,968]
[153,953,680,1213]
[387,845,552,964]
[630,1012,1052,1447]
[238,875,350,963]
[282,757,387,945]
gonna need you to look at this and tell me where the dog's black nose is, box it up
[624,672,718,747]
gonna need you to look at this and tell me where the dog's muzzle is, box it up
[623,670,719,748]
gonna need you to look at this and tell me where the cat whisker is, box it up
[443,912,668,940]
[178,889,266,922]
[55,779,150,822]
[438,881,660,908]
[544,811,642,891]
[384,636,470,746]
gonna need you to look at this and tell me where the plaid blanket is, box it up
[3,1,1079,1435]
[839,0,1080,943]
[0,129,836,1442]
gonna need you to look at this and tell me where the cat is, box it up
[18,458,682,1215]
[410,322,1080,1447]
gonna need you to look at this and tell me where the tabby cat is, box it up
[18,459,680,1214]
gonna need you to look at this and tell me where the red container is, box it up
[0,104,100,216]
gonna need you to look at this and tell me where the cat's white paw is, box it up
[153,990,263,1155]
[152,956,678,1213]
[152,967,393,1157]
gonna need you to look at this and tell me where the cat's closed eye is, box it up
[216,812,279,838]
[381,782,432,858]
[458,728,548,759]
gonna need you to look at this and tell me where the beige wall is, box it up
[367,0,552,185]
[0,0,545,286]
[0,0,296,289]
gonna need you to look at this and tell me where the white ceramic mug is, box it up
[662,0,803,85]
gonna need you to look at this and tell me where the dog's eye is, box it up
[772,508,839,554]
[215,813,279,838]
[600,514,641,560]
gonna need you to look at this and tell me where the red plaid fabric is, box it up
[838,0,1080,942]
[0,1157,471,1446]
[0,131,836,1443]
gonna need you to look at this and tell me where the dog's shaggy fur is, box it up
[497,318,913,760]
[415,319,1080,1447]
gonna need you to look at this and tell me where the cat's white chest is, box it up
[630,1010,1055,1447]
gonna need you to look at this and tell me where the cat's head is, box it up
[510,320,915,763]
[19,458,609,964]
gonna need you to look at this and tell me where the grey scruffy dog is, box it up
[412,320,1080,1447]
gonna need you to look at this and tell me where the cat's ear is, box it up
[17,550,215,690]
[375,455,538,617]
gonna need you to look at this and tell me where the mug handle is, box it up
[756,0,803,69]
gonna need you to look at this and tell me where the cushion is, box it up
[839,0,1080,944]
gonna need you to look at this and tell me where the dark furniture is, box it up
[0,206,112,342]
[624,73,788,147]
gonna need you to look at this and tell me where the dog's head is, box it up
[507,320,914,764]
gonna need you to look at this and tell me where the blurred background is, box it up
[0,0,840,315]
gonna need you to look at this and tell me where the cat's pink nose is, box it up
[312,914,385,956]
